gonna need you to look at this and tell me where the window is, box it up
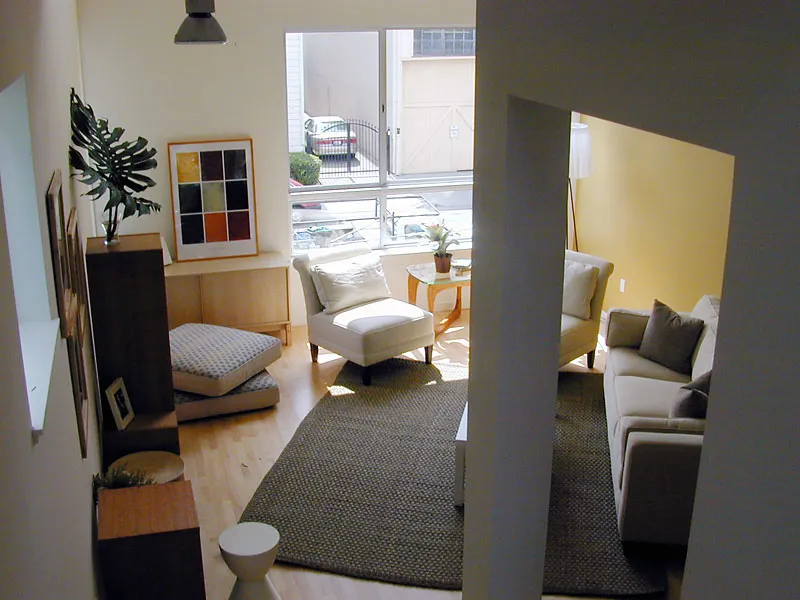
[413,28,476,57]
[286,30,474,254]
[0,76,60,434]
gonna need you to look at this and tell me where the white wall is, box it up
[0,1,101,598]
[466,2,800,598]
[303,32,380,126]
[76,0,476,261]
[285,33,306,153]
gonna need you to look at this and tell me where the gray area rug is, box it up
[240,360,667,594]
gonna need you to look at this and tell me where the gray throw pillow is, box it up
[638,299,705,374]
[670,370,712,419]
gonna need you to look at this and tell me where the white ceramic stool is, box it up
[219,522,282,600]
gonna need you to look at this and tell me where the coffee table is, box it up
[454,402,468,506]
[406,263,472,335]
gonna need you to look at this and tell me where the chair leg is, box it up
[424,345,433,364]
[310,343,319,363]
[587,350,596,369]
[362,366,372,386]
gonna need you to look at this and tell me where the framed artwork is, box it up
[45,170,69,337]
[168,138,259,262]
[64,206,90,457]
[105,377,134,431]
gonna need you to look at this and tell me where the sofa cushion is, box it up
[689,294,721,322]
[639,299,704,375]
[612,376,685,425]
[690,295,720,379]
[310,253,392,314]
[606,347,691,383]
[562,259,598,319]
[671,370,712,419]
[170,324,282,396]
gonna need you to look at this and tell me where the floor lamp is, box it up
[569,123,592,252]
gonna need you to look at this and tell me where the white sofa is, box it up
[559,250,614,368]
[603,294,720,544]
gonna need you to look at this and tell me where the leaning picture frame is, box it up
[44,170,69,337]
[105,377,134,431]
[168,138,259,262]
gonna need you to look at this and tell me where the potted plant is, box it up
[424,222,459,273]
[69,89,160,245]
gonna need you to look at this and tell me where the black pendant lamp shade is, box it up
[175,0,227,45]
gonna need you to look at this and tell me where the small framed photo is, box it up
[105,378,134,431]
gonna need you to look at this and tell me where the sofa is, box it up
[559,250,614,368]
[603,294,720,544]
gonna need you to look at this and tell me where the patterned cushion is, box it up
[174,370,280,422]
[170,323,282,396]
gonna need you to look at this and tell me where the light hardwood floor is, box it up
[179,313,681,600]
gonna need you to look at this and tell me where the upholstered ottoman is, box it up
[174,370,280,422]
[170,323,282,396]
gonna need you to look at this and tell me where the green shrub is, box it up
[289,152,321,185]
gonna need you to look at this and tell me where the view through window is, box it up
[286,29,474,253]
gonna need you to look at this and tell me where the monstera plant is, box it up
[69,89,160,245]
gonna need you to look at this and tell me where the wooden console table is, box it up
[164,252,291,344]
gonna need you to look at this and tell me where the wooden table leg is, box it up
[408,274,420,305]
[435,285,463,335]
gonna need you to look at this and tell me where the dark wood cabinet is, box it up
[98,481,206,600]
[86,233,179,465]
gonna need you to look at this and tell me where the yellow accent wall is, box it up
[577,116,734,312]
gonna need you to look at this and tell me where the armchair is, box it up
[559,250,614,368]
[293,243,435,385]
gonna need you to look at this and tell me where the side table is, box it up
[407,263,472,335]
[98,481,206,599]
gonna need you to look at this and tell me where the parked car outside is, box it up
[304,116,358,158]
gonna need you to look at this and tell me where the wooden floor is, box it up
[179,313,681,600]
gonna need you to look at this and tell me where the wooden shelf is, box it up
[164,253,292,345]
[86,233,179,467]
[103,412,179,467]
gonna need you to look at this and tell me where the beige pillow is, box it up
[562,260,598,320]
[310,253,392,314]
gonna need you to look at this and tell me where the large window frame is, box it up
[288,29,473,254]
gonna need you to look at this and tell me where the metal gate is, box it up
[307,118,379,182]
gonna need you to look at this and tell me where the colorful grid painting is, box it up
[169,139,258,261]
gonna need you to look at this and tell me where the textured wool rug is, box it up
[240,360,667,594]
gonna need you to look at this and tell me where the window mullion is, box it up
[379,29,388,186]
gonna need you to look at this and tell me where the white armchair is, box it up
[293,243,435,385]
[559,250,615,368]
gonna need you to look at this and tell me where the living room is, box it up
[2,1,799,600]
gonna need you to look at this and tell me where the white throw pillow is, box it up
[310,253,392,314]
[562,260,598,320]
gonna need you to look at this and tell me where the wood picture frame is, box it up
[64,206,90,457]
[44,170,69,337]
[105,377,135,431]
[168,138,259,262]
